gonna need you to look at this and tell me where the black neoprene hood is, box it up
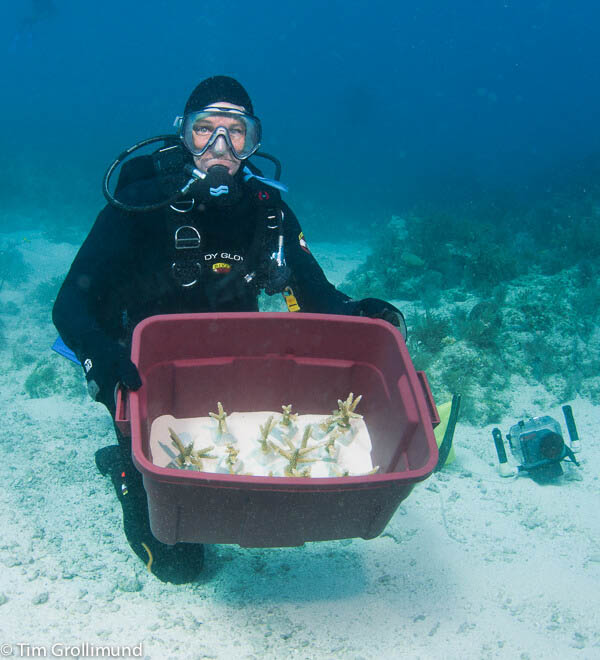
[184,76,254,115]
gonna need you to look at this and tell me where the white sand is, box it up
[1,232,599,658]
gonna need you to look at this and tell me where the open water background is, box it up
[2,0,600,238]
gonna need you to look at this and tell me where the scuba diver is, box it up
[53,75,406,583]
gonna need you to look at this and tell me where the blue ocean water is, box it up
[3,0,599,235]
[2,1,600,657]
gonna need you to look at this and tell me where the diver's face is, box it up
[192,101,244,175]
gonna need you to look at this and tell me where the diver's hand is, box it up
[83,339,142,408]
[353,298,408,339]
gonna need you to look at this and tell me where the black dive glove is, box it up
[352,298,408,340]
[82,337,142,411]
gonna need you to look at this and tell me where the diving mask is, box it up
[177,106,262,160]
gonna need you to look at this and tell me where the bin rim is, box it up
[129,311,440,488]
[131,311,406,359]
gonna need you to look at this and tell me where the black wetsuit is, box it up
[53,175,354,369]
[52,169,357,577]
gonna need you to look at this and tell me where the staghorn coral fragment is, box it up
[224,444,242,474]
[324,427,345,457]
[188,446,218,471]
[169,427,191,465]
[319,414,337,433]
[279,404,298,427]
[320,393,364,432]
[258,415,277,453]
[335,393,363,428]
[209,402,229,435]
[271,425,328,477]
[168,427,216,470]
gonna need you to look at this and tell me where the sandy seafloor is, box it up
[1,231,599,660]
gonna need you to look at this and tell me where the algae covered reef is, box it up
[342,176,600,424]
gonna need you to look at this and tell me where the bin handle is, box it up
[416,371,440,427]
[114,385,131,437]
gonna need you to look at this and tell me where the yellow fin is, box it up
[433,400,456,465]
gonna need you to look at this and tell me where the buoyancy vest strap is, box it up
[239,177,291,295]
[165,198,204,288]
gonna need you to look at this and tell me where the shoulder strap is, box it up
[242,176,292,294]
[163,199,204,288]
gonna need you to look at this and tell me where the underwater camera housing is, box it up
[492,406,580,483]
[508,416,569,479]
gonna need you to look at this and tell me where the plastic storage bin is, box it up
[118,312,439,547]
